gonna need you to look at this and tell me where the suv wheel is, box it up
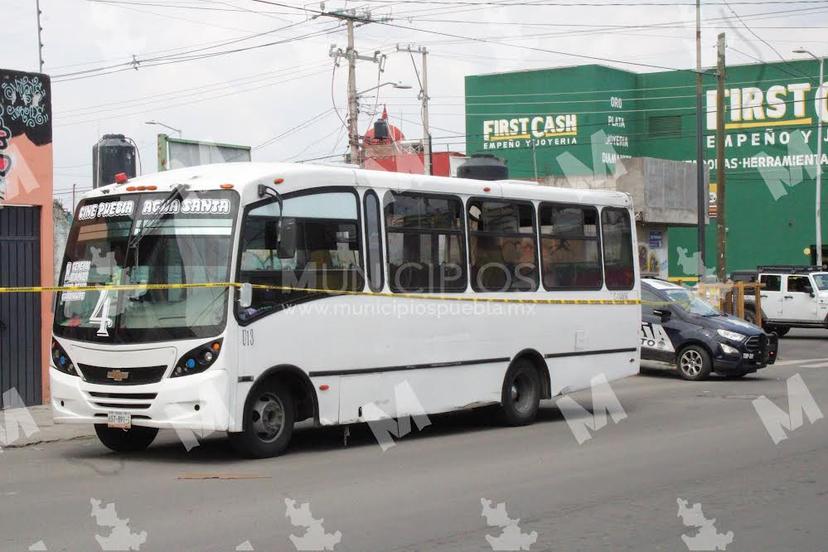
[677,345,712,381]
[773,326,790,337]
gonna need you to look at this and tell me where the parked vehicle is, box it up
[640,278,778,380]
[740,265,828,336]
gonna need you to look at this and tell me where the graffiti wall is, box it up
[0,68,54,404]
[0,70,52,203]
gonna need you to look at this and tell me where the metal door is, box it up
[0,206,42,407]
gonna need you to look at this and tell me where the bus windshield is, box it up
[53,190,238,343]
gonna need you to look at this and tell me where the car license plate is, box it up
[107,412,131,429]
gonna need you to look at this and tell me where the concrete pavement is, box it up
[1,329,826,551]
[1,403,93,449]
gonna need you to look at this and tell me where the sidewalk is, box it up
[1,404,94,449]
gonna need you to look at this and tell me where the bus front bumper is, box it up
[50,367,231,432]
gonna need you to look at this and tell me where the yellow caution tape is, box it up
[0,281,645,305]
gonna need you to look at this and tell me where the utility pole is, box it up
[817,56,824,267]
[531,140,539,181]
[421,47,431,176]
[328,9,387,166]
[695,0,706,280]
[345,19,360,165]
[716,33,727,282]
[397,44,431,175]
[346,19,359,165]
[35,0,44,72]
[71,183,77,213]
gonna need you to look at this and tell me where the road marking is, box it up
[797,361,828,369]
[774,357,828,367]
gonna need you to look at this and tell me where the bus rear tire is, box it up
[500,359,541,426]
[229,380,295,458]
[94,425,158,453]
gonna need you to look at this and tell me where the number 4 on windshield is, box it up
[90,291,113,337]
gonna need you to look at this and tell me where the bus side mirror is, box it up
[239,282,253,309]
[277,218,297,259]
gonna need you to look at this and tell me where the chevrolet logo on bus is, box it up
[106,369,129,382]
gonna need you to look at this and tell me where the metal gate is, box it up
[0,206,42,407]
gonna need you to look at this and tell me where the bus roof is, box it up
[83,162,632,209]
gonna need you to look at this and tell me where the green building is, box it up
[465,59,827,279]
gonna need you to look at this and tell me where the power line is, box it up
[721,0,811,79]
[55,66,331,126]
[52,19,339,82]
[253,109,336,150]
[351,0,828,4]
[57,60,331,118]
[252,0,702,74]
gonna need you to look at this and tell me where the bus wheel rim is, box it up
[511,373,532,412]
[252,392,285,443]
[681,350,702,376]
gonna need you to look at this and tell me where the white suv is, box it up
[744,267,828,336]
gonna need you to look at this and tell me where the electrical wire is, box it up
[52,20,339,82]
[253,109,336,150]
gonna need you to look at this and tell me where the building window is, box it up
[384,192,466,292]
[539,203,603,290]
[601,207,635,290]
[364,190,384,292]
[468,199,538,291]
[237,190,363,321]
[648,115,682,137]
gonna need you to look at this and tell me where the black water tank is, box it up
[457,154,508,181]
[373,119,389,140]
[93,134,137,188]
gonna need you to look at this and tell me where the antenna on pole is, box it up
[35,0,44,72]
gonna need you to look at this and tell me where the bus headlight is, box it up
[172,339,223,378]
[51,339,79,377]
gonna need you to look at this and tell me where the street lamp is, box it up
[145,120,182,137]
[794,48,825,267]
[355,81,412,97]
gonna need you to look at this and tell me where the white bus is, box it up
[51,163,640,457]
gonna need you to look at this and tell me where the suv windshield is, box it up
[812,273,828,290]
[663,288,720,316]
[54,190,238,343]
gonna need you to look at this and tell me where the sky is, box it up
[3,0,828,207]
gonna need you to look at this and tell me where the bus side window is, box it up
[364,190,384,292]
[538,203,603,290]
[384,192,466,293]
[237,190,364,321]
[601,207,635,290]
[468,199,538,292]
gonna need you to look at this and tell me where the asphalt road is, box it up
[2,330,827,552]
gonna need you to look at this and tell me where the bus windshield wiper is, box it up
[127,183,189,253]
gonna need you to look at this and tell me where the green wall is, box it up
[465,60,828,277]
[465,65,639,180]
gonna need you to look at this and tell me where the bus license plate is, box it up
[107,412,131,429]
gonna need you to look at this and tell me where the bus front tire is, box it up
[229,381,295,458]
[500,359,541,426]
[94,425,158,453]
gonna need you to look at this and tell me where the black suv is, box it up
[641,278,778,380]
